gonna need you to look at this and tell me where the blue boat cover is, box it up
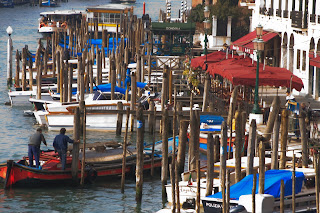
[93,83,127,94]
[208,170,304,200]
[200,115,224,125]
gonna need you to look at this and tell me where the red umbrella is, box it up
[191,51,234,70]
[207,57,304,91]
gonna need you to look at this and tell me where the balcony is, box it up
[291,11,307,29]
[260,7,266,15]
[310,14,316,23]
[283,10,288,18]
[268,8,274,16]
[276,9,281,17]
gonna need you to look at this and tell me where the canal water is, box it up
[0,0,182,212]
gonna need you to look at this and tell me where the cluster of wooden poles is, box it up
[10,9,156,104]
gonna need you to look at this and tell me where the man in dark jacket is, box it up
[28,128,47,168]
[53,128,74,170]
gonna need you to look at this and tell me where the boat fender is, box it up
[86,168,97,183]
[229,205,247,213]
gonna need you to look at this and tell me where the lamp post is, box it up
[203,5,210,69]
[251,24,264,115]
[7,26,13,88]
[249,24,265,124]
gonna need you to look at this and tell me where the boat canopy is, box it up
[40,10,84,16]
[208,170,305,200]
[200,115,224,125]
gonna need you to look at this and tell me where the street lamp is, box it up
[251,24,264,115]
[7,26,13,87]
[203,5,210,69]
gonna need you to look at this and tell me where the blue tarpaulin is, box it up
[200,115,224,125]
[208,170,305,200]
[93,83,127,94]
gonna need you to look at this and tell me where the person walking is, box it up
[53,128,74,170]
[28,128,47,168]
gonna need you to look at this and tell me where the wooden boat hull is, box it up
[0,156,163,188]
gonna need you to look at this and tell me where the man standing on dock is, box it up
[53,128,74,170]
[28,128,47,168]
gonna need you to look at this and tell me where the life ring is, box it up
[85,167,97,183]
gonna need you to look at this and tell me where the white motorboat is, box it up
[38,10,84,33]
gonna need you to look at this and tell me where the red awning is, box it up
[207,57,304,91]
[309,52,320,68]
[231,30,279,54]
[190,51,232,70]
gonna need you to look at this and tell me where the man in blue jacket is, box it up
[53,128,74,170]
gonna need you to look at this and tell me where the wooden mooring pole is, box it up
[161,108,169,200]
[258,139,265,194]
[121,108,130,193]
[271,114,280,170]
[80,105,86,186]
[177,120,189,175]
[280,109,289,169]
[220,121,227,213]
[206,133,214,196]
[116,102,123,135]
[71,107,80,184]
[136,104,144,203]
[247,119,256,175]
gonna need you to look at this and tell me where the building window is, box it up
[302,50,306,70]
[297,49,301,69]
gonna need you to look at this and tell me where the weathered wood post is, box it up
[136,104,144,203]
[271,114,280,170]
[202,73,210,112]
[247,119,257,175]
[227,86,239,158]
[263,96,280,142]
[226,171,230,212]
[71,107,80,184]
[121,108,130,193]
[80,104,86,186]
[21,48,27,91]
[161,65,169,111]
[258,139,265,194]
[148,100,155,133]
[161,108,169,200]
[220,121,227,213]
[36,58,42,99]
[189,110,196,170]
[68,64,73,102]
[151,108,156,177]
[292,154,296,213]
[234,111,242,183]
[14,50,20,87]
[196,159,201,213]
[315,153,319,213]
[214,135,220,163]
[56,51,61,93]
[280,179,285,213]
[252,173,256,213]
[206,133,214,196]
[280,109,289,169]
[299,111,308,168]
[177,120,189,175]
[130,72,136,131]
[63,62,68,103]
[116,102,123,135]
